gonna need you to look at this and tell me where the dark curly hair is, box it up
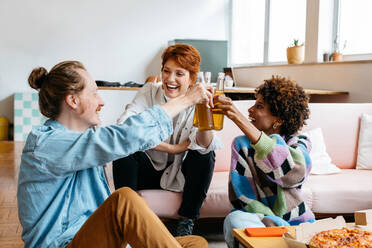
[255,75,310,137]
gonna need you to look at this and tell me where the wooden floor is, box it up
[0,141,24,247]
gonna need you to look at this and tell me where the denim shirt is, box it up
[17,105,172,248]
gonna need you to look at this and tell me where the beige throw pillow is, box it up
[302,128,341,174]
[356,114,372,169]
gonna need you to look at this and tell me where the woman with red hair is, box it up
[114,44,222,236]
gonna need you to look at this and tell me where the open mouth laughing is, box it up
[166,83,180,91]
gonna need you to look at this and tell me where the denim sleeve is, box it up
[35,105,172,175]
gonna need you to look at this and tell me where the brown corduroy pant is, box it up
[67,187,209,248]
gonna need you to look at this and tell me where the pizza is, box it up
[309,228,372,248]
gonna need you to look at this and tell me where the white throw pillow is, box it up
[302,128,341,174]
[356,114,372,169]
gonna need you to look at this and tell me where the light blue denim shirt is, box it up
[17,105,172,248]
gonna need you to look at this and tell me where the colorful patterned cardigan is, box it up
[229,132,315,225]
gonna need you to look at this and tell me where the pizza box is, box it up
[283,216,347,248]
[355,209,372,226]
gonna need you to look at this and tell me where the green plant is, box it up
[290,39,304,47]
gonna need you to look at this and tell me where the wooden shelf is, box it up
[99,86,347,95]
[98,86,141,91]
[224,87,348,96]
[98,86,348,101]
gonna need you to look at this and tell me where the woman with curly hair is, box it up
[214,76,315,248]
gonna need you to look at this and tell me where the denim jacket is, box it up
[17,105,172,248]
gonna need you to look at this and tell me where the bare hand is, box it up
[213,95,242,122]
[186,83,214,108]
[169,139,191,154]
[213,95,261,143]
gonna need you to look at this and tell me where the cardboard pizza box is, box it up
[283,216,347,248]
[355,209,372,226]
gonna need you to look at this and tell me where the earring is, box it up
[273,123,278,129]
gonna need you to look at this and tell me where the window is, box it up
[230,0,372,65]
[231,0,265,65]
[231,0,306,65]
[337,0,372,55]
[268,0,306,62]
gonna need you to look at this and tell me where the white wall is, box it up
[0,0,229,122]
[98,89,138,126]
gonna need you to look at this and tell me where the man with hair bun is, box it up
[17,60,212,248]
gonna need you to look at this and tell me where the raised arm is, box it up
[35,105,172,175]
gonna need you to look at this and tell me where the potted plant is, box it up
[286,39,304,64]
[331,38,347,62]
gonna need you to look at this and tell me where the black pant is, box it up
[112,150,215,219]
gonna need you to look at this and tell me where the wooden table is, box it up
[232,226,296,248]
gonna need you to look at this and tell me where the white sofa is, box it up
[106,101,372,219]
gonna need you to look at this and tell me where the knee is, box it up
[223,211,264,248]
[111,187,138,201]
[192,150,215,164]
[224,211,244,232]
[191,235,209,248]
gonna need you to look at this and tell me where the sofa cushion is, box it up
[357,113,372,170]
[303,103,372,169]
[302,128,340,175]
[138,171,231,219]
[301,185,313,212]
[302,169,372,213]
[138,170,315,219]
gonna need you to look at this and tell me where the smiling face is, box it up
[248,94,281,135]
[161,59,192,98]
[75,69,105,128]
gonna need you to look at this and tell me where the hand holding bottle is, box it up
[186,83,214,108]
[161,81,213,118]
[213,94,243,123]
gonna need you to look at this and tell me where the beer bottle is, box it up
[212,72,225,130]
[193,72,214,130]
[192,72,202,127]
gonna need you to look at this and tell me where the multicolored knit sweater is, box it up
[229,132,315,225]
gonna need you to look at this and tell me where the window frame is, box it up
[334,0,372,60]
[229,0,372,66]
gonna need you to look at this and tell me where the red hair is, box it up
[161,44,201,83]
